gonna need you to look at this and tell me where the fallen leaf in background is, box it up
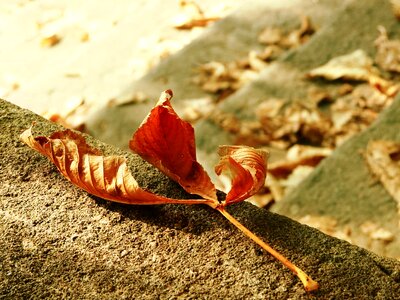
[181,97,215,122]
[173,0,220,30]
[391,0,400,20]
[258,15,315,49]
[281,15,315,48]
[107,91,148,107]
[43,96,88,131]
[194,16,316,99]
[256,98,285,119]
[269,145,332,178]
[41,34,61,47]
[330,84,394,145]
[193,59,259,100]
[306,49,381,82]
[251,145,332,207]
[80,32,90,42]
[360,221,395,243]
[281,165,314,194]
[258,27,283,45]
[364,140,400,220]
[210,77,396,203]
[22,90,318,291]
[375,26,400,73]
[174,17,220,30]
[209,109,241,134]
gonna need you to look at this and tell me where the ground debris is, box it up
[41,34,61,47]
[306,49,380,82]
[364,140,400,222]
[249,145,332,207]
[258,15,315,49]
[172,0,221,30]
[193,16,316,100]
[375,25,400,73]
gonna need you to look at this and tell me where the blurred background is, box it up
[2,0,400,259]
[0,0,246,121]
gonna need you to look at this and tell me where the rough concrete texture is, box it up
[2,100,400,298]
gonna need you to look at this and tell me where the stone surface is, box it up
[1,100,400,298]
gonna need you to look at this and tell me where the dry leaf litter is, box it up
[191,24,400,248]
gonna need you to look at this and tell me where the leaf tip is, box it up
[164,89,173,98]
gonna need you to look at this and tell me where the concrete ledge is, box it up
[1,98,399,298]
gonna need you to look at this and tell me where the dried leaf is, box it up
[80,32,90,42]
[307,50,380,82]
[174,17,220,30]
[173,0,220,30]
[281,15,315,48]
[281,165,314,193]
[181,97,215,122]
[43,96,87,131]
[258,27,283,45]
[258,16,315,49]
[20,127,211,206]
[256,99,285,119]
[391,0,400,19]
[193,50,269,99]
[129,90,217,201]
[375,26,400,73]
[360,221,394,242]
[215,145,268,204]
[41,34,61,47]
[269,145,332,179]
[365,140,400,215]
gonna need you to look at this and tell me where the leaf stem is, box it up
[161,198,219,208]
[215,206,319,292]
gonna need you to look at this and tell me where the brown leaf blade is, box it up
[365,140,400,214]
[20,126,212,206]
[129,90,217,201]
[215,145,268,205]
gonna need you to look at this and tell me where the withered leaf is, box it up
[174,17,220,30]
[365,140,400,215]
[129,90,217,201]
[307,50,380,82]
[215,145,268,205]
[20,126,212,206]
[41,34,61,47]
[374,26,400,73]
[269,145,332,179]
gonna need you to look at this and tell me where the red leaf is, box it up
[20,126,214,206]
[129,90,217,201]
[215,145,268,205]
